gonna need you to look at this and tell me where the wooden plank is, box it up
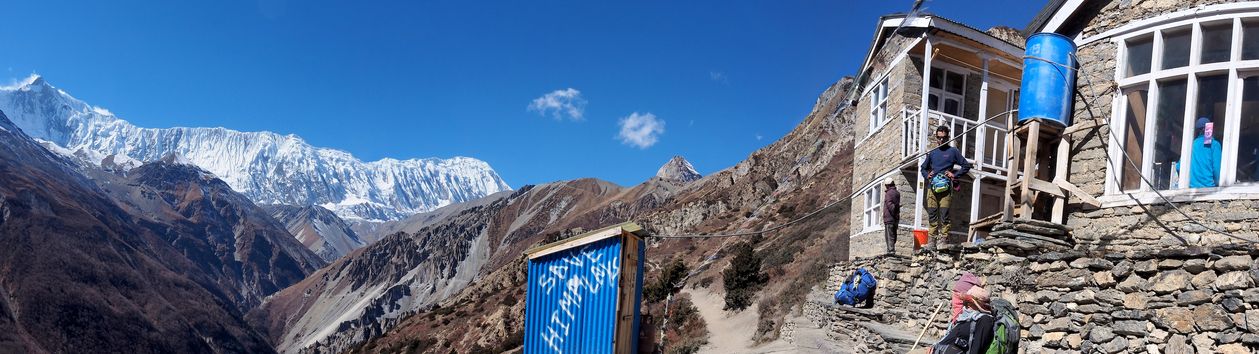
[614,232,638,354]
[1003,130,1022,222]
[1052,138,1070,223]
[1029,178,1066,198]
[1054,178,1103,207]
[1019,121,1041,221]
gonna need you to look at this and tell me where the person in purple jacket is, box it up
[883,177,901,255]
[920,125,972,250]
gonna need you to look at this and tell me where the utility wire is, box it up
[649,108,1018,239]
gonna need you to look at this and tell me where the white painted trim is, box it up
[1097,185,1259,208]
[1039,0,1088,35]
[1082,3,1259,45]
[859,36,925,99]
[526,227,625,259]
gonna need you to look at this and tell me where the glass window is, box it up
[946,72,965,95]
[1245,20,1259,60]
[944,99,961,116]
[1122,89,1149,191]
[1161,28,1191,69]
[1188,74,1229,188]
[1237,76,1259,184]
[1153,79,1187,190]
[928,94,939,110]
[864,188,882,229]
[930,68,944,89]
[1126,36,1153,77]
[1201,22,1233,64]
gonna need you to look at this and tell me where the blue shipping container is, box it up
[524,223,646,354]
[1018,32,1078,127]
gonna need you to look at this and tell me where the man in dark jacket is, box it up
[920,125,971,250]
[882,177,900,255]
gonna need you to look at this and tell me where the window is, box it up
[862,187,882,231]
[1244,20,1259,60]
[1201,22,1233,64]
[1238,76,1259,184]
[1120,89,1148,191]
[869,78,890,134]
[1161,28,1191,70]
[928,67,967,117]
[1125,36,1153,77]
[1111,15,1259,196]
[1153,79,1187,190]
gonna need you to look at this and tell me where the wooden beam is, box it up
[1019,121,1041,220]
[1054,178,1103,207]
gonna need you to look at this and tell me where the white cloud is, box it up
[528,88,587,121]
[617,112,665,149]
[709,71,729,84]
[755,134,763,141]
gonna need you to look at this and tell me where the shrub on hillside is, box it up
[722,242,767,310]
[645,259,689,303]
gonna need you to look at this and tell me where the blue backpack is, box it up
[834,268,878,306]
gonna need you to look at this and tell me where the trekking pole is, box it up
[909,301,945,353]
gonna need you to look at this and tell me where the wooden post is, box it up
[1052,135,1071,223]
[1002,131,1021,222]
[1019,121,1041,220]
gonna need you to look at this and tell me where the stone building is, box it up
[846,15,1026,256]
[848,0,1259,257]
[1029,0,1259,251]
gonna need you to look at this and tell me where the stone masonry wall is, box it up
[1061,0,1259,250]
[807,242,1259,353]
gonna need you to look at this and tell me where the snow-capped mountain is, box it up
[0,75,511,221]
[656,155,702,183]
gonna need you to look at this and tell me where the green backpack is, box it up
[985,298,1020,354]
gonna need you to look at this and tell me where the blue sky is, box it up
[2,0,1045,187]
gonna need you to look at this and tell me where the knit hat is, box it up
[1196,117,1211,130]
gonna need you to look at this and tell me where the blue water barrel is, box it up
[1018,32,1077,127]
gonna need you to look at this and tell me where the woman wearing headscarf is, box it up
[933,285,996,354]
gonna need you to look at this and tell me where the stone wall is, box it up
[1059,0,1259,250]
[807,242,1259,353]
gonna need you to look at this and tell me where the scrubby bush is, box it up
[644,259,689,303]
[722,242,767,310]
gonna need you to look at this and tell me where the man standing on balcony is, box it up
[921,125,971,250]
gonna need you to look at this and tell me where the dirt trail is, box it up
[683,288,850,354]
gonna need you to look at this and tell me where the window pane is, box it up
[946,72,965,95]
[1245,20,1259,60]
[928,94,939,110]
[944,98,960,116]
[930,68,943,89]
[1126,36,1153,77]
[1201,22,1233,64]
[1189,74,1229,188]
[1122,89,1148,191]
[1238,77,1259,184]
[1161,28,1191,69]
[1153,79,1187,190]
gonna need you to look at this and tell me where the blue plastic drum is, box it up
[1018,32,1077,127]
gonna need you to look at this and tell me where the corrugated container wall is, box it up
[524,229,644,354]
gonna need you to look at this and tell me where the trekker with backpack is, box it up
[920,125,971,250]
[932,286,994,354]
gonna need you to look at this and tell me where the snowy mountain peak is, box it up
[0,76,512,221]
[656,155,701,183]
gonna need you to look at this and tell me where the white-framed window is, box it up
[868,78,890,135]
[1107,15,1259,197]
[862,186,883,231]
[928,67,967,117]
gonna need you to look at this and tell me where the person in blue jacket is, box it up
[1188,117,1223,188]
[920,125,971,250]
